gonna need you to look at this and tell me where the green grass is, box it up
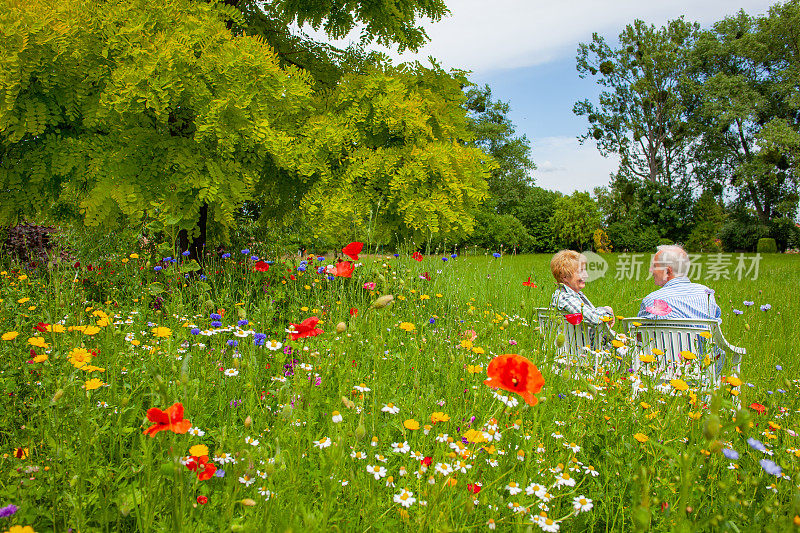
[0,251,798,532]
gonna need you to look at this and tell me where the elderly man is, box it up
[638,245,721,321]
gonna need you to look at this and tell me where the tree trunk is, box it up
[178,203,208,269]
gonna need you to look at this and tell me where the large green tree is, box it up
[574,18,699,187]
[0,0,490,256]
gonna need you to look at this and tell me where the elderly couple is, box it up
[550,245,721,326]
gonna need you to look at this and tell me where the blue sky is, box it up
[304,0,778,194]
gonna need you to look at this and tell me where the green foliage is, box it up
[685,190,725,252]
[549,192,600,250]
[756,237,778,254]
[464,85,534,214]
[574,18,699,186]
[463,210,534,252]
[605,220,660,252]
[514,187,563,252]
[718,206,768,252]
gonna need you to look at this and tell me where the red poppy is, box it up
[349,307,358,317]
[522,277,537,288]
[34,322,49,332]
[467,483,482,494]
[484,354,545,406]
[197,495,208,505]
[142,403,192,437]
[334,261,354,278]
[186,455,217,481]
[749,402,767,415]
[254,261,270,272]
[420,271,431,281]
[342,242,363,260]
[288,316,324,340]
[421,456,432,467]
[564,313,583,325]
[412,252,423,262]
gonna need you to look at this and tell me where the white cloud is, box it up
[531,137,618,194]
[306,0,776,74]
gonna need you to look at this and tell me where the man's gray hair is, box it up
[655,245,690,277]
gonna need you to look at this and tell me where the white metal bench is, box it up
[534,307,616,371]
[620,317,746,391]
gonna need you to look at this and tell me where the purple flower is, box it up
[509,339,517,345]
[722,448,739,460]
[190,328,200,335]
[214,469,225,478]
[760,458,782,476]
[237,319,249,327]
[210,313,222,320]
[705,288,715,296]
[492,252,501,258]
[182,250,191,257]
[0,505,18,518]
[760,304,771,311]
[222,252,231,259]
[154,266,162,271]
[226,340,238,347]
[777,365,783,371]
[429,318,436,324]
[241,249,250,255]
[747,437,766,452]
[250,255,259,261]
[211,321,222,328]
[743,300,754,306]
[733,309,743,315]
[317,256,325,261]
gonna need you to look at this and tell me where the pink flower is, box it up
[363,282,376,290]
[461,329,477,342]
[508,339,517,345]
[645,299,672,316]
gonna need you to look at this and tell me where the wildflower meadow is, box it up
[0,243,799,532]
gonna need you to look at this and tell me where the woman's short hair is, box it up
[550,250,583,283]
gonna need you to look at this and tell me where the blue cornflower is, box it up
[327,275,335,281]
[767,390,773,395]
[441,257,448,262]
[394,253,400,257]
[492,252,501,258]
[317,256,325,261]
[241,249,250,254]
[705,288,715,296]
[777,365,783,370]
[238,319,249,327]
[227,340,238,347]
[451,253,458,259]
[222,252,231,259]
[298,265,306,272]
[317,267,325,274]
[210,313,222,320]
[211,321,222,328]
[733,309,743,315]
[182,250,191,257]
[747,437,766,452]
[760,304,771,311]
[199,274,206,280]
[722,448,739,460]
[154,266,162,271]
[743,300,754,306]
[429,318,436,324]
[163,256,172,262]
[250,255,259,261]
[759,458,782,476]
[190,328,200,335]
[778,389,786,393]
[253,333,266,346]
[214,469,225,478]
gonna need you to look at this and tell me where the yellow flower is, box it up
[611,339,624,348]
[639,354,655,363]
[430,412,450,423]
[471,346,485,354]
[45,324,65,333]
[460,340,473,350]
[419,294,430,300]
[129,253,139,259]
[2,331,19,341]
[83,326,101,336]
[69,348,92,368]
[17,297,30,304]
[435,293,443,298]
[688,411,702,420]
[82,365,105,373]
[96,317,110,327]
[466,365,483,374]
[651,348,664,356]
[121,258,129,263]
[151,327,172,338]
[27,337,49,349]
[630,321,642,327]
[640,402,650,409]
[403,419,420,430]
[727,376,743,387]
[6,524,35,533]
[699,331,712,340]
[32,353,48,363]
[463,429,488,443]
[633,433,649,443]
[84,378,105,391]
[398,322,415,332]
[680,350,696,361]
[670,379,689,392]
[189,444,209,457]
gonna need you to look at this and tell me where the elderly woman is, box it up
[550,250,614,326]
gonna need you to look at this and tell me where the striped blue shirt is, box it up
[638,277,722,322]
[550,284,613,326]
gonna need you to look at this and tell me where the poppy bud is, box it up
[265,462,275,476]
[709,440,723,453]
[240,498,257,507]
[370,294,394,309]
[233,359,240,370]
[355,421,366,440]
[556,333,565,347]
[51,389,64,403]
[502,319,509,328]
[336,322,347,333]
[244,416,252,428]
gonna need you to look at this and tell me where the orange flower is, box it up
[143,403,191,437]
[483,354,545,406]
[288,316,324,340]
[186,455,217,481]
